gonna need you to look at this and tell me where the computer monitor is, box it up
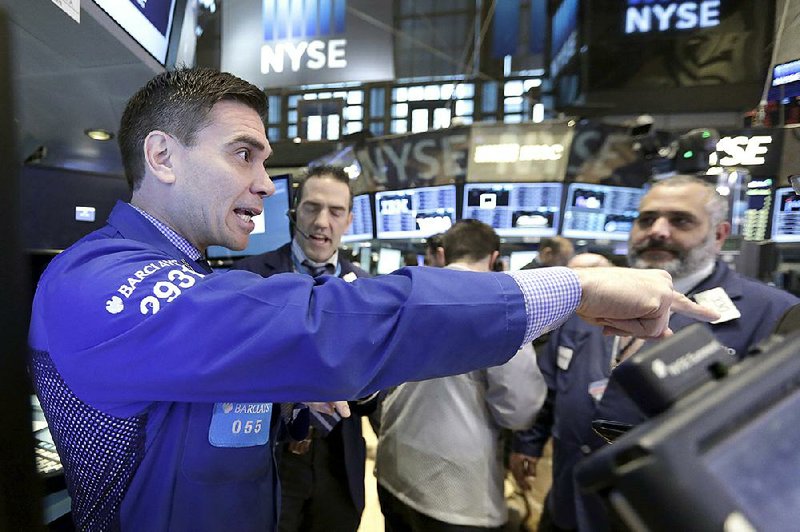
[561,183,644,241]
[375,185,457,239]
[93,0,178,65]
[206,176,291,259]
[462,182,563,237]
[376,248,402,274]
[740,180,773,242]
[770,187,800,243]
[342,193,374,243]
[509,251,538,271]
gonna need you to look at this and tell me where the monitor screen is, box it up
[771,187,800,243]
[509,251,538,271]
[375,185,457,239]
[376,248,402,275]
[561,183,644,241]
[462,182,563,238]
[93,0,177,65]
[740,181,773,242]
[342,193,374,243]
[207,176,291,259]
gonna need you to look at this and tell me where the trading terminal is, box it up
[2,0,800,530]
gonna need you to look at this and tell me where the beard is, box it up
[627,232,717,279]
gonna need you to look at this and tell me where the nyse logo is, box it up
[625,0,721,34]
[710,135,773,168]
[261,0,348,73]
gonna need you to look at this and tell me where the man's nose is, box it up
[647,216,672,239]
[253,170,275,198]
[313,207,331,227]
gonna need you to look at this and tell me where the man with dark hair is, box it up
[232,165,378,532]
[510,175,798,531]
[28,68,714,531]
[522,237,575,269]
[377,219,547,531]
[425,233,445,267]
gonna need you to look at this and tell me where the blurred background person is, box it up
[521,237,575,270]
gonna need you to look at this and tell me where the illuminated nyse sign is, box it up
[473,143,564,163]
[261,0,347,73]
[625,0,721,34]
[708,135,773,169]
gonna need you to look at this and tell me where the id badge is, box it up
[209,402,272,448]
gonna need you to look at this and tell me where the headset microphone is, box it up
[286,209,312,240]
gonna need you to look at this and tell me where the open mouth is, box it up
[234,207,261,223]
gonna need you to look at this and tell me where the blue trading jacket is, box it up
[29,202,527,531]
[513,260,799,531]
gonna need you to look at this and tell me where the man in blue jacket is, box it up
[233,165,378,532]
[28,68,714,531]
[510,175,799,531]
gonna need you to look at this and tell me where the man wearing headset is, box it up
[233,165,376,532]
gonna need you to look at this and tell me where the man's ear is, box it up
[143,131,179,185]
[488,250,500,270]
[715,221,731,250]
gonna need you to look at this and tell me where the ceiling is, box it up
[1,0,165,177]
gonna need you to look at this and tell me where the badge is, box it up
[588,378,608,402]
[342,272,358,283]
[209,402,272,448]
[693,287,741,324]
[557,346,573,371]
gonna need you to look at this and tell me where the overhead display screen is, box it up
[375,185,457,239]
[462,182,563,237]
[770,187,800,243]
[93,0,177,65]
[561,183,643,241]
[342,193,374,243]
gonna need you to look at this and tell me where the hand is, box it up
[574,268,720,339]
[304,401,351,418]
[509,452,539,491]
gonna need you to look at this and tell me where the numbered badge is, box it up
[209,402,272,448]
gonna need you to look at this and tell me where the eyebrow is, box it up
[227,134,268,154]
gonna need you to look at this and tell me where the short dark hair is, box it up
[442,219,500,264]
[426,233,444,253]
[294,165,353,211]
[540,236,567,254]
[118,67,267,192]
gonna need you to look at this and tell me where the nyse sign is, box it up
[708,135,776,173]
[625,1,721,34]
[261,39,346,73]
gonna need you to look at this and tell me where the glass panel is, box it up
[504,80,524,97]
[347,91,364,105]
[318,92,332,99]
[268,127,281,140]
[408,86,425,101]
[307,115,322,141]
[441,83,455,100]
[267,95,282,124]
[346,121,363,134]
[370,87,385,118]
[327,114,340,140]
[288,125,298,138]
[288,110,298,123]
[411,108,429,133]
[424,85,441,100]
[288,95,300,108]
[433,108,451,129]
[303,92,318,99]
[392,103,408,118]
[344,106,363,120]
[370,122,385,135]
[455,83,474,98]
[455,99,473,116]
[523,78,543,90]
[393,86,408,102]
[391,119,408,134]
[504,114,523,124]
[482,82,498,113]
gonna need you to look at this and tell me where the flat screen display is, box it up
[342,193,374,243]
[376,248,402,275]
[770,187,800,243]
[207,176,291,259]
[561,183,643,241]
[93,0,177,65]
[375,185,457,239]
[509,251,538,271]
[462,182,563,237]
[740,182,772,242]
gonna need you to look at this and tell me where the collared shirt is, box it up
[290,238,341,277]
[130,204,202,261]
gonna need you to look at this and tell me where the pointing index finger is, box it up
[671,291,721,322]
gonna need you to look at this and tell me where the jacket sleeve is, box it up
[484,343,547,431]
[31,241,529,417]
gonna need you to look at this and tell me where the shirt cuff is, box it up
[503,267,582,345]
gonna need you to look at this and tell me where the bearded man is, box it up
[509,175,798,532]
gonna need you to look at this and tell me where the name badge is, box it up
[557,346,573,371]
[209,402,272,448]
[588,378,608,402]
[693,287,741,324]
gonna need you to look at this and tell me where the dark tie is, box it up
[302,260,334,278]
